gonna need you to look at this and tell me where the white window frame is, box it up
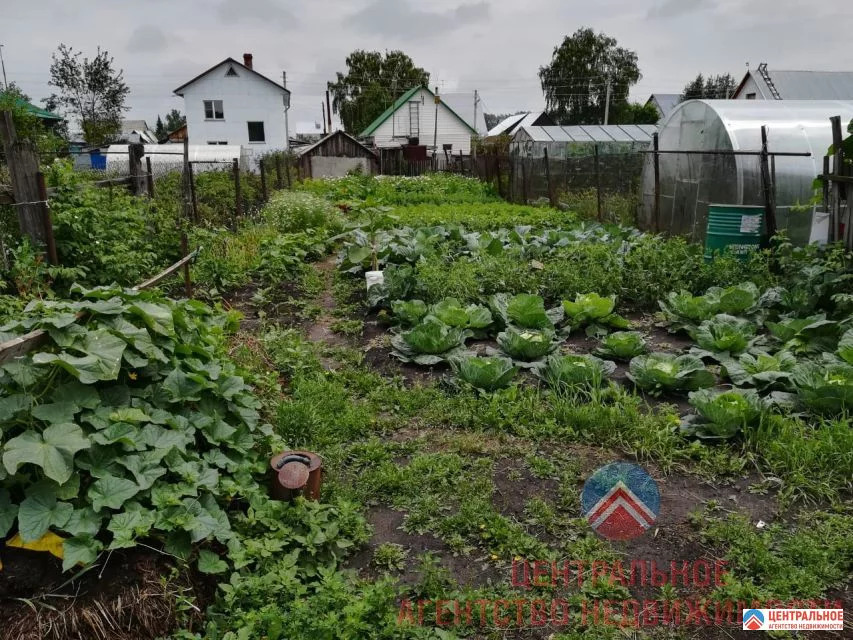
[203,100,224,120]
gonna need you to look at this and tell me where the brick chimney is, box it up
[243,53,253,70]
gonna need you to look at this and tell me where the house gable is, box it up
[360,85,477,138]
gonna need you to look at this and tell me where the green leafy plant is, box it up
[692,314,758,357]
[791,361,853,414]
[682,388,764,440]
[430,298,492,331]
[450,356,517,391]
[718,351,797,391]
[838,329,853,365]
[494,326,559,365]
[562,292,628,337]
[490,292,560,329]
[534,354,616,390]
[627,352,715,396]
[765,315,839,355]
[659,289,718,331]
[0,286,267,572]
[390,299,428,327]
[390,316,472,365]
[594,331,648,360]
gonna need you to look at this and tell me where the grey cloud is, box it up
[217,0,297,28]
[648,0,710,19]
[350,0,490,38]
[127,25,167,52]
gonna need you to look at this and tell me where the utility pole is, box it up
[321,103,327,135]
[603,77,612,125]
[473,89,480,160]
[282,71,290,149]
[0,45,8,90]
[325,89,332,132]
[433,85,440,153]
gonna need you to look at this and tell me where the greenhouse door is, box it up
[672,179,700,239]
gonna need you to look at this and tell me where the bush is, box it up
[299,173,499,205]
[262,191,344,233]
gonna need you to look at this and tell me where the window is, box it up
[247,121,265,143]
[207,141,228,145]
[225,66,239,77]
[408,102,419,136]
[203,100,224,120]
[746,93,756,100]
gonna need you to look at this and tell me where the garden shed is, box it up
[296,130,378,177]
[510,124,657,158]
[639,99,853,246]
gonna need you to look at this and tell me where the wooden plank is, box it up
[0,188,13,205]
[0,111,47,245]
[133,247,201,291]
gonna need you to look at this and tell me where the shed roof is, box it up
[734,67,853,100]
[296,129,377,157]
[360,85,476,137]
[646,94,680,118]
[3,95,63,121]
[173,57,289,96]
[487,111,553,137]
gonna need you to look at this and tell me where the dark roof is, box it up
[173,57,290,96]
[733,67,853,99]
[360,85,477,137]
[296,129,378,158]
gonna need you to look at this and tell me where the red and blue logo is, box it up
[742,609,765,630]
[582,462,660,540]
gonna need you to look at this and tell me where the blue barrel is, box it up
[704,205,764,260]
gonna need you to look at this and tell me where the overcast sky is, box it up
[2,0,850,130]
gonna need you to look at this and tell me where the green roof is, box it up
[0,94,63,121]
[359,85,476,138]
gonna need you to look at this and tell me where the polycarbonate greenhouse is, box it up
[640,99,853,245]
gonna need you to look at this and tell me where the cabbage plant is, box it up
[659,290,718,331]
[450,356,517,391]
[391,299,429,327]
[839,329,853,365]
[718,350,797,391]
[390,316,472,365]
[594,331,648,360]
[692,314,757,356]
[430,298,492,331]
[791,361,853,414]
[765,314,838,354]
[534,354,616,390]
[681,388,764,440]
[495,327,559,365]
[490,293,561,330]
[562,293,629,337]
[627,353,715,396]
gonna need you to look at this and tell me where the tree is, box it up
[539,28,641,125]
[155,115,166,140]
[611,102,660,125]
[47,44,129,146]
[0,82,66,152]
[680,73,737,101]
[164,109,185,132]
[328,50,429,135]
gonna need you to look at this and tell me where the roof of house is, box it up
[486,111,554,137]
[439,92,487,134]
[646,94,680,118]
[173,57,290,96]
[3,95,63,121]
[514,124,658,143]
[734,67,853,100]
[359,85,477,138]
[296,129,378,157]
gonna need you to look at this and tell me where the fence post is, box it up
[36,172,58,265]
[759,125,777,238]
[180,232,192,299]
[822,155,830,213]
[544,147,557,207]
[0,110,48,247]
[181,138,194,224]
[259,158,268,202]
[594,144,603,221]
[653,133,661,232]
[128,143,145,195]
[508,154,515,203]
[146,157,155,198]
[521,157,529,204]
[285,155,292,188]
[494,152,504,199]
[188,162,198,222]
[829,116,843,243]
[275,155,283,189]
[232,158,243,220]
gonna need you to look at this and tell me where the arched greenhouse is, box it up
[640,99,853,245]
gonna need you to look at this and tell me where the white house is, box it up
[173,53,291,156]
[359,86,478,155]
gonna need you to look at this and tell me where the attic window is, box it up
[225,66,239,77]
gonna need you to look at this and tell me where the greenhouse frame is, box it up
[639,99,853,246]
